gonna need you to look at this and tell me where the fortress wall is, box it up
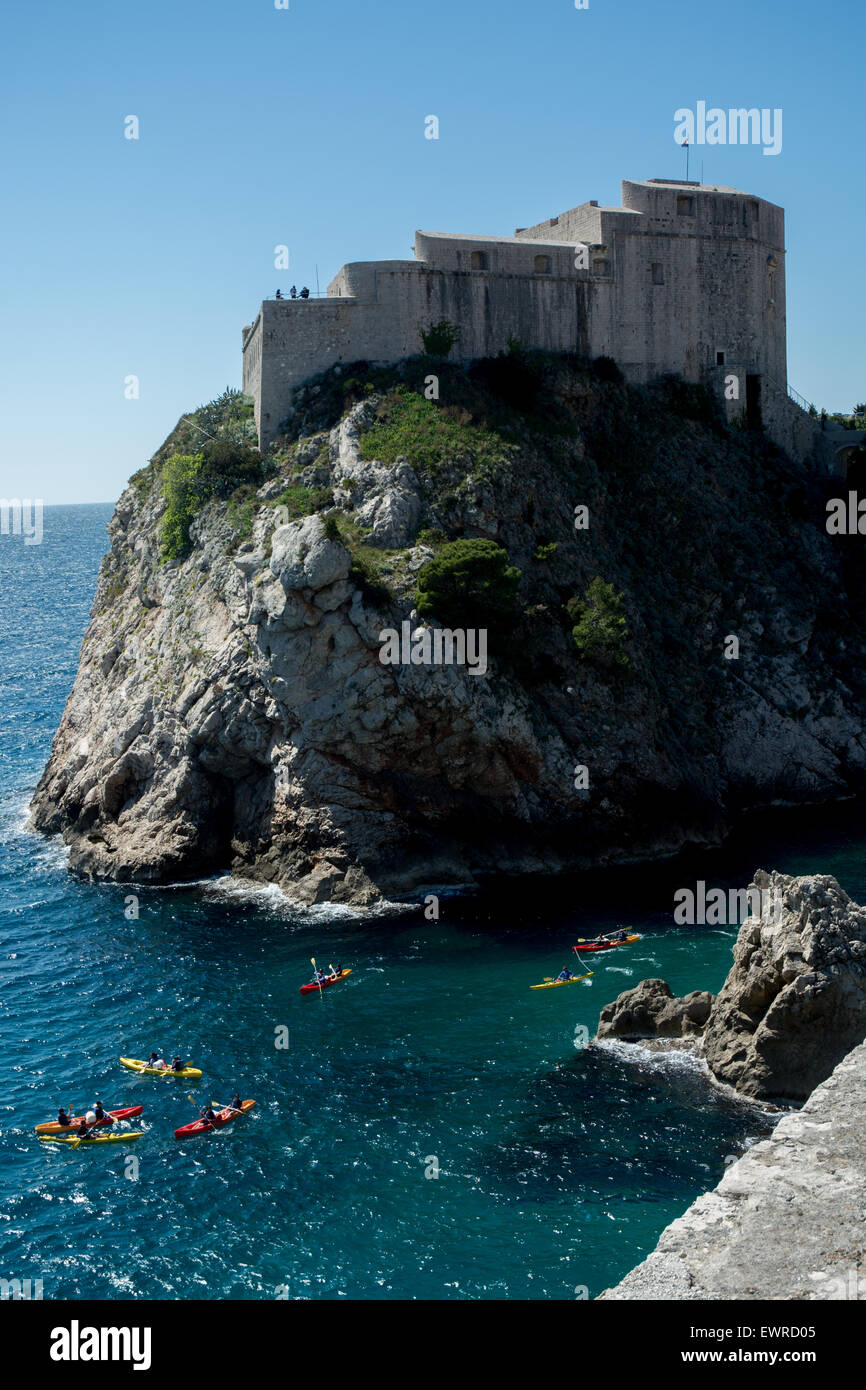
[244,179,806,458]
[255,297,386,444]
[249,262,600,447]
[611,232,701,379]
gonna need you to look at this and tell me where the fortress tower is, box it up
[242,178,824,465]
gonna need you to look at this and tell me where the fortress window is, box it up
[716,350,726,366]
[747,199,759,222]
[470,251,488,271]
[534,254,552,274]
[676,195,695,216]
[651,262,664,285]
[592,258,610,276]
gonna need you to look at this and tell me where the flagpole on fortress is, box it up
[683,138,689,181]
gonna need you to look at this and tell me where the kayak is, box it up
[300,968,352,995]
[174,1100,256,1140]
[39,1132,144,1145]
[120,1057,203,1078]
[36,1105,143,1135]
[573,934,641,954]
[530,972,594,990]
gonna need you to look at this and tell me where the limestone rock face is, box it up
[29,369,866,906]
[701,870,866,1102]
[597,979,715,1040]
[599,1040,866,1301]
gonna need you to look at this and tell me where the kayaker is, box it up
[555,968,575,982]
[200,1104,219,1126]
[93,1101,106,1122]
[170,1057,185,1072]
[615,928,627,942]
[75,1118,94,1139]
[326,963,340,981]
[313,968,328,984]
[57,1107,72,1128]
[228,1093,243,1115]
[147,1051,167,1069]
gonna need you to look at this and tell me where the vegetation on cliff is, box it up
[414,538,521,632]
[39,348,866,900]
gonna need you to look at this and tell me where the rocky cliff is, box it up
[30,355,866,903]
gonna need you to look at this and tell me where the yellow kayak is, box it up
[531,971,594,990]
[120,1057,203,1079]
[39,1131,144,1145]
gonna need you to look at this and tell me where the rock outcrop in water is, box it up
[597,870,866,1102]
[598,978,714,1040]
[29,357,866,903]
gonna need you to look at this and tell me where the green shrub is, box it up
[415,538,521,630]
[570,577,629,669]
[360,386,511,476]
[416,526,446,547]
[131,467,153,501]
[349,549,392,608]
[197,440,264,498]
[420,319,460,357]
[322,513,341,542]
[271,483,334,518]
[591,356,625,385]
[533,541,558,563]
[226,484,260,542]
[151,388,257,469]
[160,454,207,560]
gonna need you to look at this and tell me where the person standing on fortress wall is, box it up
[300,286,310,298]
[290,285,297,298]
[275,289,282,299]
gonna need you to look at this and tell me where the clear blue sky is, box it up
[1,0,862,504]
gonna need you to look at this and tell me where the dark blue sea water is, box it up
[3,504,866,1301]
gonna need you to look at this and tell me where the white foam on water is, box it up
[594,1036,711,1079]
[198,874,408,922]
[593,1038,782,1114]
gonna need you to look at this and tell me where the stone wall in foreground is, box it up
[598,1040,866,1300]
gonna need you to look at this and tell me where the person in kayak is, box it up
[170,1057,185,1072]
[200,1104,219,1126]
[228,1093,243,1115]
[93,1101,107,1122]
[313,968,328,984]
[75,1118,95,1139]
[326,963,341,981]
[555,968,576,982]
[57,1106,72,1128]
[614,928,628,942]
[147,1052,167,1069]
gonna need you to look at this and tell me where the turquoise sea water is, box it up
[3,504,866,1301]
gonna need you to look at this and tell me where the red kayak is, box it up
[299,968,352,995]
[35,1105,143,1136]
[174,1100,256,1140]
[573,933,641,954]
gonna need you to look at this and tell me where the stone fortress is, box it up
[242,177,848,469]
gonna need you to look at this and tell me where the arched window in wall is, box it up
[470,251,488,271]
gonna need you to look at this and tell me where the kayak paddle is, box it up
[311,956,323,999]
